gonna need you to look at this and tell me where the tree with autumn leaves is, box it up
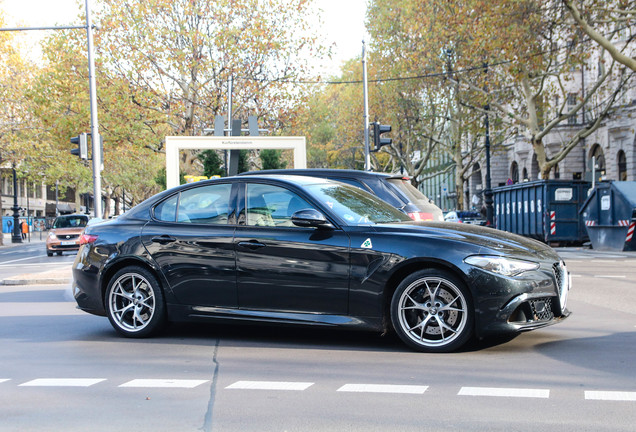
[296,0,635,209]
[2,0,325,219]
[365,0,635,183]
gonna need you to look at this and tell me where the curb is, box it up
[0,278,72,286]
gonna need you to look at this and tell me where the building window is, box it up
[591,144,606,177]
[511,161,519,183]
[618,150,627,181]
[567,93,577,105]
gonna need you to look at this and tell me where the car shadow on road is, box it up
[532,331,636,376]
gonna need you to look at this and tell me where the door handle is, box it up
[237,240,266,250]
[151,235,177,244]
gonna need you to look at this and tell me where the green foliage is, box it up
[260,149,288,170]
[200,150,225,177]
[238,150,249,174]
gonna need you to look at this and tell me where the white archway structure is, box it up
[165,136,307,189]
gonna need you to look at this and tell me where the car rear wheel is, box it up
[391,269,473,353]
[105,266,166,338]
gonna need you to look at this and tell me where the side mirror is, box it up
[291,209,334,230]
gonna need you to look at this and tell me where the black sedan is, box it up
[72,175,571,352]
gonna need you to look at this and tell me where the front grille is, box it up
[552,262,565,296]
[508,296,556,324]
[58,234,79,240]
[529,297,554,321]
[552,260,569,313]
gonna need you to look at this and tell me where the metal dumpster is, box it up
[493,180,591,243]
[579,181,636,251]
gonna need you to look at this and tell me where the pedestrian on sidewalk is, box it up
[20,220,28,240]
[7,219,12,234]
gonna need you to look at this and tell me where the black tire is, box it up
[390,269,473,353]
[47,251,53,257]
[105,266,166,338]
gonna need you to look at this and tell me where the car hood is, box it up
[374,221,558,261]
[51,227,84,235]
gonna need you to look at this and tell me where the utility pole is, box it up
[85,0,102,218]
[362,40,371,171]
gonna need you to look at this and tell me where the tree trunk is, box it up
[102,189,112,219]
[532,137,552,180]
[454,144,465,210]
[75,188,82,214]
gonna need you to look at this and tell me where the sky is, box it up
[0,0,368,77]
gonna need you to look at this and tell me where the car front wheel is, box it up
[105,266,166,337]
[391,269,473,353]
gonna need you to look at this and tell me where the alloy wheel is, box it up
[393,273,471,351]
[108,272,156,333]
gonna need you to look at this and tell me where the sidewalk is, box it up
[0,267,72,286]
[0,233,72,285]
[1,232,47,247]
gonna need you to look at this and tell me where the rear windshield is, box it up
[458,211,482,219]
[53,216,88,229]
[385,178,433,206]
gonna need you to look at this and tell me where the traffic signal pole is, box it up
[362,40,371,171]
[85,0,102,218]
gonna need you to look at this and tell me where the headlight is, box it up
[48,232,57,239]
[464,255,540,277]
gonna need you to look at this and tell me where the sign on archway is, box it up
[165,136,306,189]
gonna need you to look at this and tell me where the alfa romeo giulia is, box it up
[72,175,571,352]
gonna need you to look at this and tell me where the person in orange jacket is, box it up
[20,220,28,240]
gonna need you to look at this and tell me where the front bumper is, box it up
[471,259,571,337]
[488,292,571,334]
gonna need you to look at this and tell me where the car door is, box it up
[141,182,238,308]
[235,181,350,315]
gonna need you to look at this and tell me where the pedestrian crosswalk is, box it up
[3,378,635,401]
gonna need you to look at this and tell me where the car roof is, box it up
[231,174,339,186]
[56,213,89,219]
[240,169,404,180]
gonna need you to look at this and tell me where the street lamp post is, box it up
[11,167,22,244]
[484,106,493,226]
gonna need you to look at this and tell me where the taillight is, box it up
[408,212,434,221]
[79,234,98,245]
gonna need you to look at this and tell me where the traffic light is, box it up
[371,122,392,152]
[70,133,88,160]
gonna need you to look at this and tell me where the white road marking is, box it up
[119,379,209,388]
[0,263,70,268]
[585,391,636,401]
[337,384,428,394]
[19,378,106,387]
[590,258,627,261]
[226,381,314,391]
[458,387,550,398]
[0,379,10,384]
[0,256,46,265]
[593,275,627,278]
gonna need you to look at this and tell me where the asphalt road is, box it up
[0,244,635,431]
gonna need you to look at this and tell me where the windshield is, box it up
[53,215,88,229]
[305,183,411,225]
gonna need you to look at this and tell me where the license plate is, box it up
[61,241,76,246]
